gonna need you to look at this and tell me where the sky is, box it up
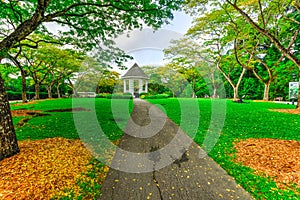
[45,11,193,75]
[114,11,192,75]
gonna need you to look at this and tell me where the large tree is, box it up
[36,44,83,98]
[185,0,299,62]
[0,0,182,160]
[185,8,247,100]
[165,38,223,98]
[97,70,120,94]
[223,0,300,105]
[185,0,300,105]
[223,0,300,67]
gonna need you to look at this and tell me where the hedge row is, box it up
[96,93,133,99]
[96,93,170,99]
[6,91,57,100]
[140,93,169,99]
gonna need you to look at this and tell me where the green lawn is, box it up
[10,98,300,199]
[12,98,133,141]
[10,98,133,200]
[147,98,300,199]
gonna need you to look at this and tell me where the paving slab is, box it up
[99,100,253,200]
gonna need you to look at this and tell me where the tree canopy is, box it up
[0,0,182,63]
[0,0,183,160]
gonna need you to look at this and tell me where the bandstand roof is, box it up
[121,63,149,80]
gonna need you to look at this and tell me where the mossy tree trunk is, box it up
[297,71,300,109]
[0,74,19,161]
[20,68,28,103]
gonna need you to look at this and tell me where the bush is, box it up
[6,91,22,100]
[96,93,110,98]
[106,93,133,99]
[140,92,149,99]
[6,91,53,100]
[143,94,169,99]
[139,92,149,96]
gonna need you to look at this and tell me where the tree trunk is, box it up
[212,87,218,98]
[8,55,28,103]
[68,78,77,96]
[263,82,270,101]
[0,74,20,161]
[47,86,52,99]
[35,84,40,100]
[297,71,300,109]
[20,69,28,103]
[192,92,195,98]
[297,87,300,109]
[57,83,61,98]
[233,87,239,101]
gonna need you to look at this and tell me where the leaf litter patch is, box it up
[11,109,47,117]
[270,108,300,114]
[0,138,108,200]
[11,101,38,107]
[12,107,90,127]
[234,138,300,189]
[46,107,91,112]
[11,109,51,127]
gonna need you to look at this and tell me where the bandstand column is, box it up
[139,79,143,93]
[145,80,148,93]
[129,79,134,95]
[123,79,127,93]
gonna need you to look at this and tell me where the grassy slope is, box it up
[147,98,300,199]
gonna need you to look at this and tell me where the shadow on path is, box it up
[99,100,253,200]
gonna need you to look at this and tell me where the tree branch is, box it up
[258,0,266,29]
[43,2,159,22]
[226,0,300,68]
[12,38,63,49]
[284,16,300,25]
[9,1,23,23]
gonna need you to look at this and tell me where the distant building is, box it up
[121,63,149,98]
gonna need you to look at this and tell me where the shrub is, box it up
[6,91,22,100]
[140,92,149,99]
[96,93,110,98]
[106,93,133,99]
[6,91,52,100]
[143,94,169,99]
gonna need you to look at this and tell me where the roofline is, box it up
[121,76,150,80]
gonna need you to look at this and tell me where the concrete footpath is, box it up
[99,100,253,200]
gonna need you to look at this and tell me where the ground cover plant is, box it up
[0,98,133,199]
[147,98,300,199]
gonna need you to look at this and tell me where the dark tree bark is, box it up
[296,85,300,110]
[297,71,300,109]
[16,61,27,103]
[20,68,28,103]
[0,74,19,160]
[47,85,52,98]
[34,84,40,100]
[9,56,28,103]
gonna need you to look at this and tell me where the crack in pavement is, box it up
[99,100,254,200]
[172,148,189,168]
[149,146,163,200]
